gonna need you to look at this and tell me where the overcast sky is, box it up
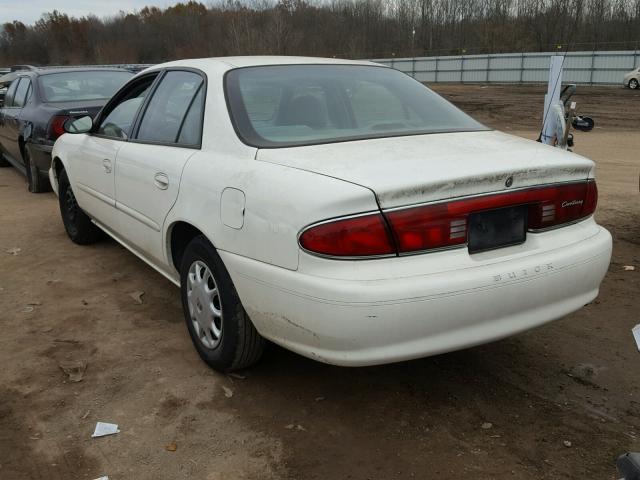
[0,0,179,25]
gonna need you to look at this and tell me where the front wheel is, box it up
[58,169,102,245]
[180,235,265,372]
[629,78,639,89]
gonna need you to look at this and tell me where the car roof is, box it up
[140,56,381,75]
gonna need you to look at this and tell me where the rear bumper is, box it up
[221,220,612,366]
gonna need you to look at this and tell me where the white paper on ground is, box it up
[91,422,120,438]
[632,325,640,351]
[93,477,109,480]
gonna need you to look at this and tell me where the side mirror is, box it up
[64,115,93,134]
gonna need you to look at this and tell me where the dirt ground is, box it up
[0,85,639,480]
[432,83,640,131]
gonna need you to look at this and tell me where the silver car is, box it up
[623,66,640,89]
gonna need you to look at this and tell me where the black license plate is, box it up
[468,205,527,253]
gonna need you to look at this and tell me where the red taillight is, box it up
[47,115,72,141]
[299,212,396,257]
[385,202,468,252]
[387,180,598,253]
[299,180,597,258]
[527,180,597,229]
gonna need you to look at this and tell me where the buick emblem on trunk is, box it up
[505,176,514,187]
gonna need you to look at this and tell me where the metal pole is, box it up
[434,56,439,83]
[520,52,525,84]
[412,57,416,79]
[589,50,595,86]
[460,55,465,83]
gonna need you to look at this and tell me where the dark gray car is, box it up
[0,68,133,192]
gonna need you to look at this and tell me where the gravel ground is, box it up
[0,85,638,480]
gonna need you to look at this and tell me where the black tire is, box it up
[24,146,51,193]
[58,169,102,245]
[0,151,10,167]
[630,78,639,89]
[180,235,265,372]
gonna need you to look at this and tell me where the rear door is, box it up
[114,69,205,265]
[69,73,159,230]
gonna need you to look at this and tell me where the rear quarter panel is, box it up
[166,152,380,271]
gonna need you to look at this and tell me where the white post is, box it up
[541,55,564,145]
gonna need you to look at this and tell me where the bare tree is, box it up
[1,0,638,66]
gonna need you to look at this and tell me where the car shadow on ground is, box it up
[209,330,625,478]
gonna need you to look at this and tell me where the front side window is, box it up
[39,70,132,103]
[136,71,204,145]
[4,78,20,107]
[98,75,156,139]
[225,65,487,148]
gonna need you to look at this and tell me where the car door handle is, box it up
[154,173,169,190]
[102,159,112,173]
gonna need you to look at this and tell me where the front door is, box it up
[68,135,122,229]
[71,73,159,230]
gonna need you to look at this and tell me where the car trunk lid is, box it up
[256,130,594,209]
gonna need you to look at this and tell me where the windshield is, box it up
[39,71,132,103]
[225,64,487,148]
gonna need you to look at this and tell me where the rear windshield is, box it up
[39,71,132,103]
[225,64,487,148]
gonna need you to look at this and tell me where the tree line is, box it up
[1,0,640,66]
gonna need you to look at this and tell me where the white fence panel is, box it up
[371,50,640,85]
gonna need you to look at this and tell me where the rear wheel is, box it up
[58,169,102,245]
[24,146,51,193]
[630,78,639,89]
[180,235,265,372]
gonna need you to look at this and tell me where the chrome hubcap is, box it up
[187,260,222,349]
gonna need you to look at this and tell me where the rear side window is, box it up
[136,71,204,145]
[25,82,32,104]
[13,78,30,108]
[177,87,204,145]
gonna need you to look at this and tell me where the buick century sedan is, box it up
[50,57,612,371]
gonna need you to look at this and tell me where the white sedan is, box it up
[50,57,612,371]
[623,66,640,89]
